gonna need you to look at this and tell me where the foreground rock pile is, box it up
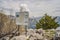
[10,29,55,40]
[0,25,55,40]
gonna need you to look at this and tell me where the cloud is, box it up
[0,0,60,17]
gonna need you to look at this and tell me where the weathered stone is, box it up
[11,35,27,40]
[0,13,17,37]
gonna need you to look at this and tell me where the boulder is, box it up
[0,13,17,37]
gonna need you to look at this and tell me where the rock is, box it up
[0,36,9,40]
[0,13,17,37]
[11,35,27,40]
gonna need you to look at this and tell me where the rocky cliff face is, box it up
[0,13,17,37]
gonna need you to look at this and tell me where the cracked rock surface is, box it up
[0,13,17,37]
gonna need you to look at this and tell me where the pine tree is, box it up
[36,14,59,29]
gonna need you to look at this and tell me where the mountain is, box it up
[56,16,60,24]
[29,17,41,29]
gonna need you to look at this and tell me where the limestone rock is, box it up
[11,35,27,40]
[0,13,17,37]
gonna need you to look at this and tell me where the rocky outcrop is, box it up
[10,29,55,40]
[0,13,17,38]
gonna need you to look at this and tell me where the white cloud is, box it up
[0,0,60,17]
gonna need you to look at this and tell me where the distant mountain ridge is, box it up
[56,16,60,24]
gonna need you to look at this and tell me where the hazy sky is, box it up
[0,0,60,17]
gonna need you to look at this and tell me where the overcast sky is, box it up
[0,0,60,17]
